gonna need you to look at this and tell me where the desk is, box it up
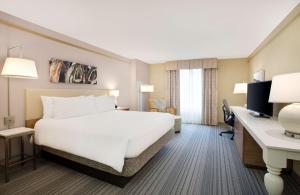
[231,106,300,195]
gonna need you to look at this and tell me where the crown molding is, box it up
[248,3,300,59]
[0,11,130,64]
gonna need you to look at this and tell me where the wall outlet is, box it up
[4,116,15,127]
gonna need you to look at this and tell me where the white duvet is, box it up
[34,111,175,172]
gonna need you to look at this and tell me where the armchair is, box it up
[148,99,177,115]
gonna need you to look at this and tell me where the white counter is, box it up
[231,106,300,195]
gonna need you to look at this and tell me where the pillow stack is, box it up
[41,96,116,119]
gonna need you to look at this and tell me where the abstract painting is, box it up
[49,58,97,85]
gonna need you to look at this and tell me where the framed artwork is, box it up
[49,58,97,85]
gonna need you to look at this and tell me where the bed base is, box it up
[36,129,175,187]
[41,150,132,187]
[24,89,176,187]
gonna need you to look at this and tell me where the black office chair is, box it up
[219,99,235,140]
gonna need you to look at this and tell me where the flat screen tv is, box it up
[247,81,273,117]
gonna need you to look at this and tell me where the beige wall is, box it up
[0,21,149,159]
[249,14,300,79]
[217,59,249,122]
[249,13,300,176]
[0,22,129,130]
[130,59,150,111]
[149,63,167,100]
[149,59,249,122]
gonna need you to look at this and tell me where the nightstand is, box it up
[0,127,36,182]
[116,107,130,111]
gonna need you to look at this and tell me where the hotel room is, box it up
[0,1,299,195]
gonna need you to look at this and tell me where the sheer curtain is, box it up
[180,69,203,124]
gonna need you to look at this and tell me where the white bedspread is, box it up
[34,111,175,172]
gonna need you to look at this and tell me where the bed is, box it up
[25,89,175,187]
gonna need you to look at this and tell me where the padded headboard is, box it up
[25,88,109,121]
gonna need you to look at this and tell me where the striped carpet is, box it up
[0,124,299,195]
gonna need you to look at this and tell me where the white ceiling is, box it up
[0,0,299,63]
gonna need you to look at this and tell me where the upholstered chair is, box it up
[148,99,177,115]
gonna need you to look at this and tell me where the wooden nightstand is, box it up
[116,107,130,111]
[0,127,36,182]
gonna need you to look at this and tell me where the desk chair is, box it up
[219,99,235,140]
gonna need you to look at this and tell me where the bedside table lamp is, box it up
[269,72,300,138]
[1,46,38,128]
[233,82,247,94]
[233,82,248,107]
[109,89,119,108]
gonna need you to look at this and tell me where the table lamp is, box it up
[234,82,248,107]
[269,72,300,138]
[139,84,154,111]
[109,89,120,108]
[140,85,154,93]
[233,83,248,94]
[1,47,38,128]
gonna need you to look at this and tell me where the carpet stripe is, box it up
[1,124,299,195]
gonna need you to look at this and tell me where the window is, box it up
[180,69,203,124]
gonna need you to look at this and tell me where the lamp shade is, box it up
[109,89,119,97]
[1,57,38,79]
[140,84,154,93]
[269,72,300,103]
[233,83,247,94]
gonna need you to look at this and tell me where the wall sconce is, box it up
[1,46,38,128]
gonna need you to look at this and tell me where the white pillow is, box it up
[41,96,54,118]
[94,96,115,113]
[52,96,96,119]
